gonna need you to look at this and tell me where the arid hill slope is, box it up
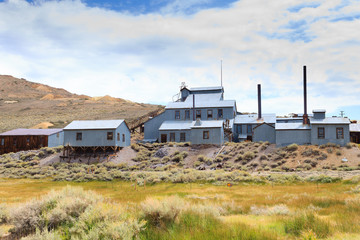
[0,75,163,132]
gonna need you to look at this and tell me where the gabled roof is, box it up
[159,121,193,131]
[191,120,224,129]
[253,122,275,130]
[234,113,276,124]
[310,117,350,125]
[275,123,311,130]
[350,123,360,132]
[64,120,125,130]
[0,128,63,136]
[188,86,223,91]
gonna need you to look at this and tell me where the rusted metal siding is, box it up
[0,135,48,154]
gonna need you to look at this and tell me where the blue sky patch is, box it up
[8,0,238,15]
[287,2,321,13]
[331,13,360,22]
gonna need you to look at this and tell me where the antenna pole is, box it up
[221,59,223,87]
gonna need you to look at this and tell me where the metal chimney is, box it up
[303,66,309,124]
[193,94,195,121]
[257,84,262,119]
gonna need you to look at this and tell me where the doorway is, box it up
[161,134,167,143]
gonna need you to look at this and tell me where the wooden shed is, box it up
[0,128,64,154]
[63,119,130,153]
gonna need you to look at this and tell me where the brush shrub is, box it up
[284,212,331,238]
[141,196,185,227]
[287,143,299,152]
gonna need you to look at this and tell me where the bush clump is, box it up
[286,144,299,152]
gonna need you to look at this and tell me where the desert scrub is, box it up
[141,195,185,227]
[243,151,255,161]
[336,150,342,156]
[286,143,299,152]
[8,186,145,239]
[284,212,331,238]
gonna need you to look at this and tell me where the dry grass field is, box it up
[1,179,360,239]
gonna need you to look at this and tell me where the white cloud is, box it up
[0,0,359,118]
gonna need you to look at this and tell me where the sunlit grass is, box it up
[1,179,360,239]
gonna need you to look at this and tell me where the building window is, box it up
[175,110,180,120]
[196,110,201,119]
[318,127,325,139]
[107,132,113,140]
[336,128,344,139]
[247,125,252,134]
[1,138,4,146]
[203,131,209,139]
[180,132,186,142]
[26,137,30,143]
[218,109,223,119]
[237,125,242,134]
[170,132,175,142]
[185,110,190,120]
[207,110,213,119]
[76,132,82,141]
[13,139,17,146]
[117,133,120,141]
[122,134,125,142]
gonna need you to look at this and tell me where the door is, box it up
[161,134,167,143]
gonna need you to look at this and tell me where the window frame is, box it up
[318,127,325,139]
[207,109,213,119]
[185,110,190,120]
[170,132,176,142]
[180,132,186,142]
[122,134,125,142]
[237,125,242,134]
[196,110,201,119]
[336,127,344,139]
[203,131,209,139]
[247,124,252,134]
[1,138,4,146]
[76,132,82,141]
[107,132,113,141]
[175,110,180,120]
[117,133,120,141]
[218,109,223,119]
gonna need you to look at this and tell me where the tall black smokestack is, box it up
[303,65,308,124]
[257,84,262,119]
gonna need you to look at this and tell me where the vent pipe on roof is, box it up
[257,84,262,120]
[193,94,195,121]
[303,66,309,124]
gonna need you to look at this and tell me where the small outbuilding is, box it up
[0,128,63,154]
[63,120,130,151]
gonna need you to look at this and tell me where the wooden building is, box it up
[350,123,360,143]
[63,119,130,153]
[0,129,64,154]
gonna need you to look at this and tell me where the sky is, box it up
[0,0,359,119]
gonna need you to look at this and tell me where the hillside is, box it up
[0,75,163,132]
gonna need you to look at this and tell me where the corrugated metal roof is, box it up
[234,113,276,124]
[64,120,125,130]
[310,117,350,125]
[165,98,235,109]
[313,109,326,113]
[350,124,360,132]
[191,120,224,128]
[276,123,311,130]
[0,128,63,136]
[159,120,224,130]
[184,93,222,102]
[189,86,223,91]
[159,121,193,130]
